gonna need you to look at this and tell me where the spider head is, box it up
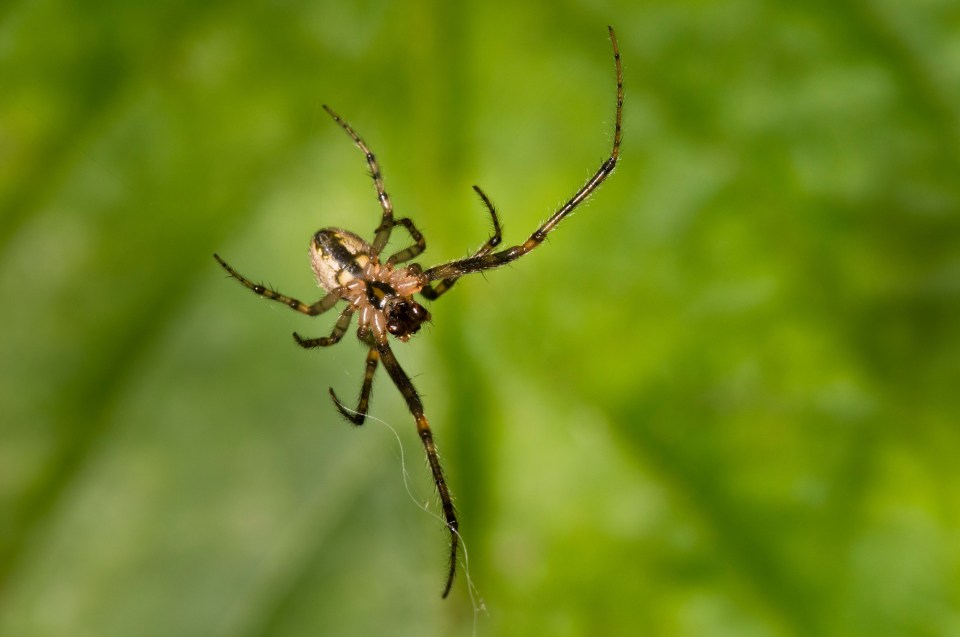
[384,297,430,342]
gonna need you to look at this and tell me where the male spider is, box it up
[214,27,622,598]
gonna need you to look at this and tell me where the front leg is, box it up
[376,341,459,598]
[420,185,503,300]
[214,254,343,315]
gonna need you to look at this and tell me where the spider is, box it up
[214,26,622,598]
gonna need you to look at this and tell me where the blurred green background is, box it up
[2,0,959,635]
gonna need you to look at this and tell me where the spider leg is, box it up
[376,341,459,598]
[385,217,426,266]
[422,26,623,282]
[328,345,379,425]
[214,254,343,315]
[420,184,503,300]
[292,306,356,348]
[322,105,395,259]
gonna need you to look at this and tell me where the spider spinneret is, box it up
[214,26,623,599]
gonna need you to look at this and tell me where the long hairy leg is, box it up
[422,26,623,282]
[376,341,459,598]
[420,185,503,300]
[214,254,344,315]
[329,345,379,425]
[292,307,356,348]
[322,105,396,259]
[385,217,427,266]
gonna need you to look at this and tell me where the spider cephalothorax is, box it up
[214,27,623,599]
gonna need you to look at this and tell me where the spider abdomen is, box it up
[310,228,371,291]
